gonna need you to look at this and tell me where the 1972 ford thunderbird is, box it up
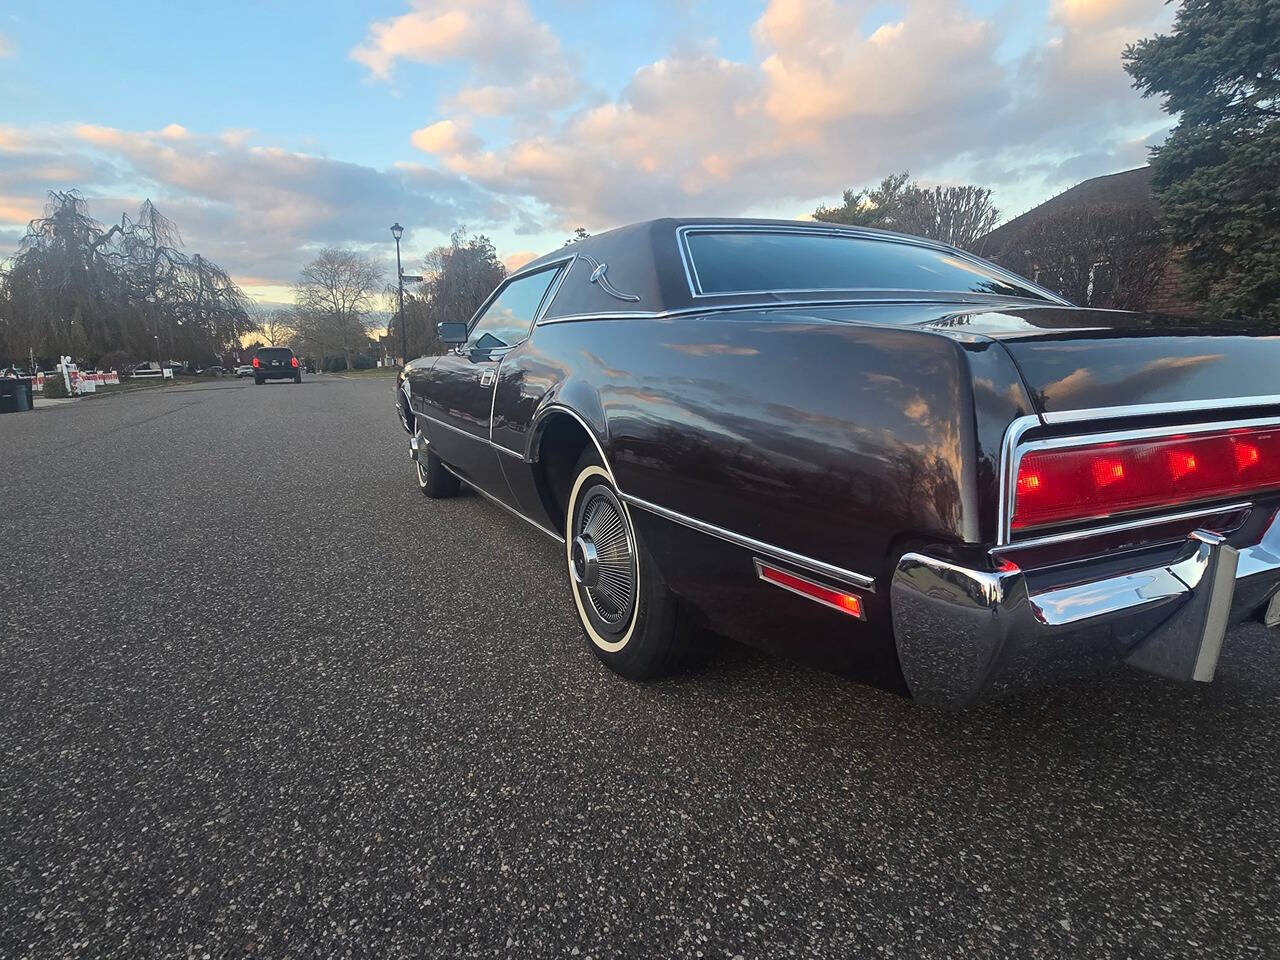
[395,218,1280,708]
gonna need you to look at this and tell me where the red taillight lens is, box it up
[252,357,259,368]
[1013,426,1280,531]
[291,356,299,368]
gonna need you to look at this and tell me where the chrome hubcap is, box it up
[571,535,600,587]
[575,487,635,625]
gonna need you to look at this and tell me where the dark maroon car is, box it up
[394,218,1280,708]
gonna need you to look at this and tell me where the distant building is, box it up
[979,167,1195,316]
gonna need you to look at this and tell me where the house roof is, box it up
[977,166,1157,258]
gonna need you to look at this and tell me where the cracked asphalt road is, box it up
[2,376,1278,959]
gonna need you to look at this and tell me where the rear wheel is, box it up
[254,376,263,385]
[565,449,689,678]
[414,421,460,498]
[294,372,302,383]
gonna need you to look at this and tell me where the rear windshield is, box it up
[685,230,1047,301]
[257,347,294,360]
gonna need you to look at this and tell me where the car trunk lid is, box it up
[925,306,1280,419]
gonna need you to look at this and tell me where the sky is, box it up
[0,0,1174,305]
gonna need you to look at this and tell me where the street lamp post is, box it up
[390,222,406,367]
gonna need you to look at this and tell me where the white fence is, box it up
[32,370,121,392]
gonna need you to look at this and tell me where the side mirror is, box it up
[438,321,467,345]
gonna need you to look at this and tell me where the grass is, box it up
[332,367,400,379]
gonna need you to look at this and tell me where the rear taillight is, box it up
[291,356,298,368]
[1013,426,1280,531]
[252,357,259,368]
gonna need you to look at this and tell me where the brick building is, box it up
[978,167,1196,316]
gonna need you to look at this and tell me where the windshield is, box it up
[685,230,1048,301]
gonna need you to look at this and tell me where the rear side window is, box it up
[684,230,1047,301]
[258,347,293,361]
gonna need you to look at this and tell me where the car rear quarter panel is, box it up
[514,313,1031,580]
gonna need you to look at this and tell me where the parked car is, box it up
[235,364,254,378]
[395,218,1280,708]
[253,347,302,384]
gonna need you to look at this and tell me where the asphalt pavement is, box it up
[2,375,1278,959]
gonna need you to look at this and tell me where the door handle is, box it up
[480,370,495,387]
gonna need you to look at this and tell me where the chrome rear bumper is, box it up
[891,515,1280,708]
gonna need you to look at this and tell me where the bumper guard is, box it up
[891,515,1280,708]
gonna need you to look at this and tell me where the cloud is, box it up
[502,250,538,272]
[351,0,575,115]
[0,33,13,59]
[410,0,1171,229]
[0,124,517,288]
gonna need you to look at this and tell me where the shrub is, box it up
[43,372,69,398]
[352,354,376,370]
[97,349,131,373]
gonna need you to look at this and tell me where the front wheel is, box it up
[414,422,460,498]
[565,451,690,678]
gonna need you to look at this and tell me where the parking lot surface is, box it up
[2,376,1278,959]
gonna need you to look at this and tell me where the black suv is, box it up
[252,347,302,385]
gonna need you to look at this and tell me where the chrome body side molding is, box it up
[622,492,877,591]
[439,462,564,544]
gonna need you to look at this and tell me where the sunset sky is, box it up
[0,0,1173,304]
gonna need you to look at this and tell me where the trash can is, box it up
[0,377,33,413]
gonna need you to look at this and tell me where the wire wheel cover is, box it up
[576,487,636,626]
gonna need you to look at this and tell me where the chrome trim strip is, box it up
[998,411,1280,546]
[674,223,1070,305]
[416,408,526,460]
[440,462,564,543]
[997,414,1044,546]
[753,559,868,619]
[532,254,575,328]
[536,294,1045,327]
[529,404,618,485]
[993,502,1255,553]
[1041,395,1280,425]
[622,492,877,591]
[455,256,575,350]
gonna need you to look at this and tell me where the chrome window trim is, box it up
[998,411,1280,546]
[1041,395,1280,425]
[458,257,574,353]
[675,223,1069,305]
[621,492,877,591]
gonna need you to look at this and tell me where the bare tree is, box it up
[1,190,251,366]
[253,306,296,346]
[813,173,999,250]
[894,185,1001,250]
[996,208,1169,310]
[294,248,382,370]
[389,230,505,360]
